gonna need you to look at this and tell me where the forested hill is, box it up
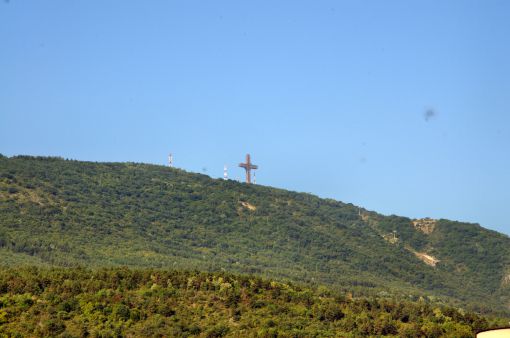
[1,267,504,337]
[1,155,509,315]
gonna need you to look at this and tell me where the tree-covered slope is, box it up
[0,267,505,337]
[0,155,509,314]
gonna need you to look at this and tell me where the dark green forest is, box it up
[0,267,505,337]
[0,155,509,320]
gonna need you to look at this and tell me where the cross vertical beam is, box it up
[239,154,258,184]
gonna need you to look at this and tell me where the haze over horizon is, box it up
[1,1,509,235]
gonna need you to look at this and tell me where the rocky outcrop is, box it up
[412,218,437,234]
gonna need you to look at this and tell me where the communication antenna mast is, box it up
[253,171,256,184]
[223,165,228,180]
[168,153,173,167]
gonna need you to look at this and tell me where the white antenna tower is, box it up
[168,153,173,167]
[253,171,256,184]
[223,165,228,180]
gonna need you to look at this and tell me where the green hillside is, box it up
[0,267,504,337]
[0,155,509,315]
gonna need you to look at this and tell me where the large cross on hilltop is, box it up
[239,154,258,184]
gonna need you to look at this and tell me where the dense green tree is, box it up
[0,267,505,337]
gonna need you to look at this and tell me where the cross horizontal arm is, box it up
[239,163,258,169]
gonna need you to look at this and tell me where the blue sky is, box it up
[1,1,509,234]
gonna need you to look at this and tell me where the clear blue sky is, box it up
[1,1,509,234]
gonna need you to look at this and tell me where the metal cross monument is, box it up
[239,154,258,184]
